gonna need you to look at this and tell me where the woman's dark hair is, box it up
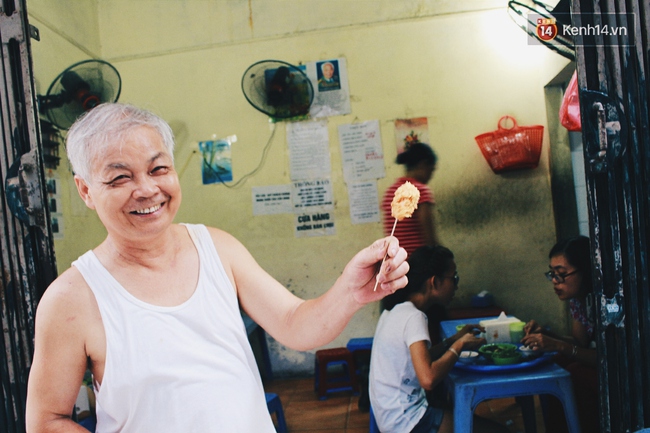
[549,235,592,292]
[382,245,454,311]
[395,142,437,170]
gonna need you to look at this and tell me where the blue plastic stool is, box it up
[265,392,288,433]
[346,337,373,376]
[314,347,359,400]
[346,337,373,353]
[78,416,96,432]
[369,404,380,433]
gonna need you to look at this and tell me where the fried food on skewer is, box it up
[374,181,420,291]
[391,181,420,221]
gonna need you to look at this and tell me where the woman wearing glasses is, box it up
[369,245,509,433]
[521,235,599,432]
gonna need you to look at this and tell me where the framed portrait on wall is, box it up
[316,60,341,92]
[299,57,351,118]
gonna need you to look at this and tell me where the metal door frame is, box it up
[0,0,57,431]
[572,0,650,431]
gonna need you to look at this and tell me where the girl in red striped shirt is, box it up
[382,142,439,256]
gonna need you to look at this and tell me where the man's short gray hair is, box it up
[66,103,175,181]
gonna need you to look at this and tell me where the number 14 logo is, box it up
[536,18,558,41]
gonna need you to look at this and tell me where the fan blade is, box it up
[266,66,292,107]
[241,60,314,120]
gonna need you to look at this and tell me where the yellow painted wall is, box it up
[28,0,108,279]
[28,0,572,375]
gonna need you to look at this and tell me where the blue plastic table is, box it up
[440,315,504,338]
[441,317,581,433]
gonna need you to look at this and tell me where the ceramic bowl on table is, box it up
[517,344,543,360]
[457,350,479,364]
[518,345,535,355]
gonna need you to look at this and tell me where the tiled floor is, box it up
[264,376,547,433]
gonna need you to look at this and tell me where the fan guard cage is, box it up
[42,59,121,130]
[241,60,314,120]
[508,0,575,61]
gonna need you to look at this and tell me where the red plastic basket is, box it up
[474,116,544,174]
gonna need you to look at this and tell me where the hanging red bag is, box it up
[474,116,544,174]
[559,71,582,131]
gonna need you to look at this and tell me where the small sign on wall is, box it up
[252,185,293,215]
[338,119,385,183]
[294,211,335,238]
[347,181,380,224]
[292,178,334,211]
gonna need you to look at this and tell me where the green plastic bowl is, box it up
[478,343,518,360]
[492,352,522,365]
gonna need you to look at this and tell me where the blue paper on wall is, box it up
[199,139,232,184]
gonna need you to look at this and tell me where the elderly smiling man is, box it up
[25,103,409,433]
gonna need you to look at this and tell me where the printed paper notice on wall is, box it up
[252,185,292,215]
[338,120,385,183]
[295,212,336,238]
[287,120,331,181]
[347,181,380,224]
[292,178,334,211]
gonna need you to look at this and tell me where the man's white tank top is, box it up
[72,224,275,432]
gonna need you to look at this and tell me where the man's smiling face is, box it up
[75,125,182,242]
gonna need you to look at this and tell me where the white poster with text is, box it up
[292,178,334,211]
[338,120,385,183]
[252,185,293,215]
[287,120,331,181]
[347,181,380,224]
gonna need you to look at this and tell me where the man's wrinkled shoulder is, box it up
[204,226,250,258]
[37,266,92,318]
[204,225,238,245]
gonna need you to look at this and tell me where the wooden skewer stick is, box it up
[373,218,398,292]
[373,180,419,292]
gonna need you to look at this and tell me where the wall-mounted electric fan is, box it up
[508,0,575,61]
[38,59,122,130]
[241,60,314,120]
